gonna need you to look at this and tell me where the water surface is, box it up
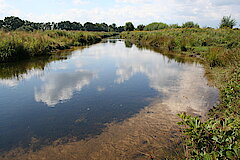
[0,40,218,158]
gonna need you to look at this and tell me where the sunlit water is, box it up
[0,40,218,158]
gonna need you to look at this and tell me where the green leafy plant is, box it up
[178,112,240,160]
[220,16,237,29]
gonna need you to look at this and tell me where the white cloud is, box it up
[1,0,240,29]
[115,0,153,4]
[72,0,89,5]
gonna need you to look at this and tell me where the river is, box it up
[0,39,218,159]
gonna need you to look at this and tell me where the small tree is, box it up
[124,22,135,31]
[0,20,4,28]
[219,16,236,29]
[182,21,200,28]
[169,24,181,29]
[136,24,145,31]
[144,22,168,31]
[4,16,24,30]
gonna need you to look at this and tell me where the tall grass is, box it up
[121,28,240,159]
[0,30,117,62]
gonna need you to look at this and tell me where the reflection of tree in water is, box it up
[0,50,74,80]
[109,39,117,43]
[124,40,133,48]
[134,43,200,64]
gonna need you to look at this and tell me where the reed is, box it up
[0,30,117,62]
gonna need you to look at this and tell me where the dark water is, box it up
[0,39,196,152]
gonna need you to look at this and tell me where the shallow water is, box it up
[0,40,218,159]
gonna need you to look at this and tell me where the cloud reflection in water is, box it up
[35,70,95,107]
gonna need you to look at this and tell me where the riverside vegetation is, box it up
[121,28,240,159]
[0,30,117,62]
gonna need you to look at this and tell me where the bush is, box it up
[182,21,200,28]
[144,22,169,31]
[220,16,237,29]
[178,112,240,160]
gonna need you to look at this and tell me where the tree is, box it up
[117,26,125,32]
[109,23,117,32]
[4,16,24,30]
[124,22,134,31]
[219,16,236,29]
[182,21,200,28]
[136,24,145,31]
[44,22,52,30]
[169,24,181,29]
[58,21,72,30]
[144,22,168,31]
[99,23,108,32]
[0,20,4,28]
[84,22,97,31]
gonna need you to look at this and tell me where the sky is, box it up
[0,0,239,27]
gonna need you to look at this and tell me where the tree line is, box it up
[134,16,237,31]
[0,16,125,32]
[0,15,237,32]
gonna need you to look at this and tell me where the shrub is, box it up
[182,21,200,28]
[144,22,169,31]
[178,112,240,160]
[220,16,237,29]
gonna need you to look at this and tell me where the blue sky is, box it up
[0,0,239,27]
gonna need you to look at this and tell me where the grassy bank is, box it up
[121,29,240,159]
[0,30,117,62]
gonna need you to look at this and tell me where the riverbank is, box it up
[0,30,118,62]
[121,28,240,159]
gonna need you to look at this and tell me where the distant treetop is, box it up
[144,22,168,31]
[219,16,236,29]
[0,16,125,32]
[182,21,200,28]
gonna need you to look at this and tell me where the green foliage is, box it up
[220,16,237,29]
[117,26,125,32]
[16,25,34,32]
[182,21,200,28]
[0,20,4,28]
[124,40,133,48]
[124,22,135,31]
[58,21,83,31]
[169,24,181,29]
[178,112,240,160]
[143,22,169,31]
[0,16,125,32]
[4,16,24,30]
[108,23,117,32]
[136,24,145,31]
[0,30,118,62]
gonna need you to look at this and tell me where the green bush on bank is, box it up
[0,30,117,62]
[121,28,240,159]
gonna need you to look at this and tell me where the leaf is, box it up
[233,146,240,157]
[226,151,235,159]
[212,136,218,142]
[203,153,212,160]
